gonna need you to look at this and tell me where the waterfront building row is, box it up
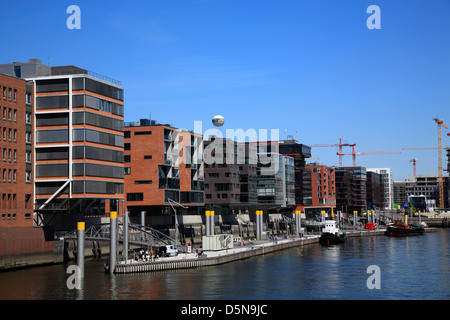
[0,58,400,270]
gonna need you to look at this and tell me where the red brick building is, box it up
[124,119,204,217]
[0,73,54,269]
[304,163,336,215]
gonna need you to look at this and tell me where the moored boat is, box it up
[385,220,425,237]
[319,220,347,245]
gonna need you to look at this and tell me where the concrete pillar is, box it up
[123,211,129,261]
[256,210,263,240]
[109,211,117,275]
[141,211,145,226]
[205,210,210,236]
[77,222,85,278]
[210,210,215,236]
[141,211,146,242]
[295,210,301,237]
[321,210,326,222]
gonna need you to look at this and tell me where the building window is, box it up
[135,131,152,135]
[14,66,21,78]
[25,194,31,209]
[26,112,31,123]
[127,193,143,201]
[134,180,152,184]
[124,155,131,162]
[26,170,31,182]
[144,155,152,159]
[124,143,131,150]
[124,131,130,138]
[124,167,131,175]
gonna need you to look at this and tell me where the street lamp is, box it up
[167,198,187,249]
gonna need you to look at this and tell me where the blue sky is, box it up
[1,0,449,180]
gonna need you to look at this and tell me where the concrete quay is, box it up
[114,235,319,274]
[114,228,419,274]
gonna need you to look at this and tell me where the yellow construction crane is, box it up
[433,118,448,209]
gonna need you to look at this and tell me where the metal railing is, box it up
[57,222,176,248]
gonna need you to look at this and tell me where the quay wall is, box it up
[0,227,60,270]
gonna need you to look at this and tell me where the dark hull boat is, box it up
[385,221,425,237]
[319,232,347,245]
[319,220,347,245]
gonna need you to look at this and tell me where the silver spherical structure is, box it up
[212,115,225,127]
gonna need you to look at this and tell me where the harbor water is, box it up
[0,229,449,300]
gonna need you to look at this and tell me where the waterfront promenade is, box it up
[114,228,391,274]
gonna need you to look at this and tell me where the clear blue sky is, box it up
[1,0,449,180]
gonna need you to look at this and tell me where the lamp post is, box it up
[167,198,187,249]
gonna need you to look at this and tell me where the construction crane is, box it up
[410,158,418,177]
[310,138,356,166]
[434,118,448,209]
[338,144,401,166]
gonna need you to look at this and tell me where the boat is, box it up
[385,221,425,237]
[319,220,347,245]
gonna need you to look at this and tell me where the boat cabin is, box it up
[322,220,339,235]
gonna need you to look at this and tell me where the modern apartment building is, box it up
[124,119,204,216]
[304,163,336,211]
[279,139,312,211]
[204,138,257,213]
[397,175,450,210]
[203,138,295,214]
[366,171,385,210]
[367,168,393,210]
[0,59,125,229]
[335,166,367,213]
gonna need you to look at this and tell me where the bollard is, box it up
[77,222,85,278]
[110,211,117,275]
